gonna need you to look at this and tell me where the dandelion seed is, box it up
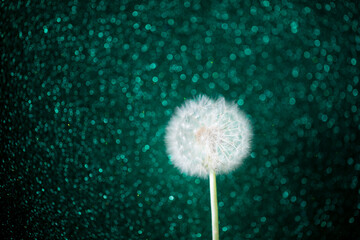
[165,95,252,177]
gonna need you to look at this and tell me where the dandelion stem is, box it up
[209,169,219,240]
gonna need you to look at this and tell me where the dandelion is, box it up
[165,95,252,240]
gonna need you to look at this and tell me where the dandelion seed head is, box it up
[165,95,252,177]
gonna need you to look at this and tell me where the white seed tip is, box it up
[165,95,252,178]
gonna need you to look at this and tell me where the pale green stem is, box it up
[209,169,219,240]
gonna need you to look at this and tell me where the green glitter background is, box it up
[1,1,360,239]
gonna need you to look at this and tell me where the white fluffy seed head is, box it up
[165,95,252,178]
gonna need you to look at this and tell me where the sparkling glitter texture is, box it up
[1,1,360,239]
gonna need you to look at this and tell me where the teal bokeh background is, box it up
[1,1,359,239]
